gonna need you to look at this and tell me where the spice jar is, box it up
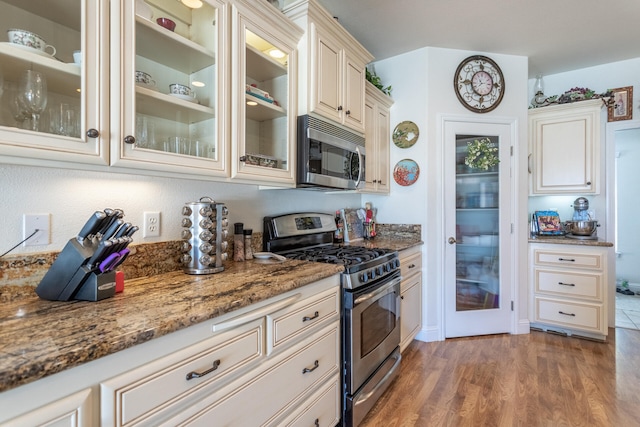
[234,223,245,262]
[244,229,254,260]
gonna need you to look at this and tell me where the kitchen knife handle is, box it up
[102,219,124,241]
[77,211,107,242]
[114,222,132,238]
[87,240,113,268]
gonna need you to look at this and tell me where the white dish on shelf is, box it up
[169,93,199,104]
[1,42,56,59]
[136,82,159,92]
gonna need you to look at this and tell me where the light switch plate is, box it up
[23,213,51,246]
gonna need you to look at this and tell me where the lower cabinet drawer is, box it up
[534,297,603,333]
[268,287,339,353]
[533,249,603,270]
[284,377,341,427]
[163,324,340,426]
[534,268,603,300]
[101,319,264,426]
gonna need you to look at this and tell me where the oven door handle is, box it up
[354,277,401,306]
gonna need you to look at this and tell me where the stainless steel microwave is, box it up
[296,114,365,191]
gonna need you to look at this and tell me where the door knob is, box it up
[448,237,457,244]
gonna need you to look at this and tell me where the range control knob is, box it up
[360,272,369,283]
[384,263,392,272]
[370,269,376,280]
[393,259,400,269]
[376,266,384,276]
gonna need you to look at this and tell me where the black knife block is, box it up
[35,238,115,302]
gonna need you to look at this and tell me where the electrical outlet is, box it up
[23,213,51,246]
[143,211,160,237]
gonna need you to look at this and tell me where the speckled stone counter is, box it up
[528,236,613,247]
[0,236,422,393]
[0,260,344,393]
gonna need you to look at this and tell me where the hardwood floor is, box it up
[361,328,640,426]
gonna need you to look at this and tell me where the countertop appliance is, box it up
[565,197,599,240]
[296,114,366,191]
[263,212,401,427]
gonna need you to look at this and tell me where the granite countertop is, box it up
[528,235,613,247]
[0,237,422,393]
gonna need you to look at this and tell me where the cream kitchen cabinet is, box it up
[528,99,604,195]
[0,0,109,166]
[285,0,374,134]
[0,276,340,427]
[363,80,393,194]
[530,243,608,340]
[230,0,303,186]
[111,0,230,179]
[399,246,422,351]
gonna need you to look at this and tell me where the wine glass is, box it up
[19,70,48,132]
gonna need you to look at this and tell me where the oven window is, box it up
[360,291,397,357]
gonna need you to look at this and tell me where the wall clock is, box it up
[454,55,505,113]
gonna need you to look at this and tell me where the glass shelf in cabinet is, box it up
[456,170,499,178]
[245,94,286,121]
[245,45,287,82]
[136,87,215,123]
[0,45,81,98]
[136,17,215,74]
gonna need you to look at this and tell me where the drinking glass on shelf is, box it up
[19,70,48,132]
[7,85,30,129]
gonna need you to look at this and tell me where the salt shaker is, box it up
[244,229,253,260]
[234,223,245,262]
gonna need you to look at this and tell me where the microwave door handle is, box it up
[355,146,363,187]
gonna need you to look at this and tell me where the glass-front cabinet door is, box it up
[230,0,302,185]
[0,0,108,165]
[111,0,228,177]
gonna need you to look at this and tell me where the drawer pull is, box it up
[314,419,320,427]
[408,264,416,269]
[302,360,319,374]
[558,258,576,262]
[186,359,221,380]
[303,311,320,322]
[558,311,576,317]
[558,282,576,287]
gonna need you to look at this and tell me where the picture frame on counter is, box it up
[608,86,633,122]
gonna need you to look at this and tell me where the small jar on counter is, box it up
[234,223,245,262]
[244,229,253,260]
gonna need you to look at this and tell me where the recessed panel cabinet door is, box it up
[313,28,342,123]
[0,0,109,166]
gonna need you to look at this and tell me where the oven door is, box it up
[343,273,401,394]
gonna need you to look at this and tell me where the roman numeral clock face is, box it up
[454,55,505,113]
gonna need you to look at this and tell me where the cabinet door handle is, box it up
[558,282,575,287]
[558,258,575,262]
[314,418,320,427]
[527,153,532,174]
[337,106,343,111]
[558,311,576,317]
[302,311,319,322]
[408,264,416,269]
[124,135,136,144]
[86,128,100,138]
[239,155,247,162]
[302,360,319,374]
[448,237,457,244]
[345,110,351,115]
[186,359,221,380]
[400,295,404,300]
[586,181,592,186]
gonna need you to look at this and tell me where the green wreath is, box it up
[465,138,499,170]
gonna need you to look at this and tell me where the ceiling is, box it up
[315,0,640,78]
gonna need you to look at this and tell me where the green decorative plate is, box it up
[392,121,419,148]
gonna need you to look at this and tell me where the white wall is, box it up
[368,47,530,341]
[0,164,360,255]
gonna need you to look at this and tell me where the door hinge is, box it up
[511,301,514,311]
[511,223,514,234]
[510,146,514,156]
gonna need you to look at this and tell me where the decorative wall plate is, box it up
[393,159,420,186]
[392,121,419,148]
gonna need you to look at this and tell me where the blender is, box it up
[564,197,599,239]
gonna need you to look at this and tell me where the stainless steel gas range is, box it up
[264,212,402,427]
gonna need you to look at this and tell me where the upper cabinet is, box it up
[111,0,229,178]
[230,0,303,186]
[285,0,373,134]
[0,0,109,166]
[363,81,393,194]
[528,99,604,195]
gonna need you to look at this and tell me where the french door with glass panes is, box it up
[444,120,513,338]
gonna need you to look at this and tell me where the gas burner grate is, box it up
[283,246,394,267]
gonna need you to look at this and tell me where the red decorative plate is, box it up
[393,159,420,186]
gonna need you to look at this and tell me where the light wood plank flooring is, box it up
[361,328,640,426]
